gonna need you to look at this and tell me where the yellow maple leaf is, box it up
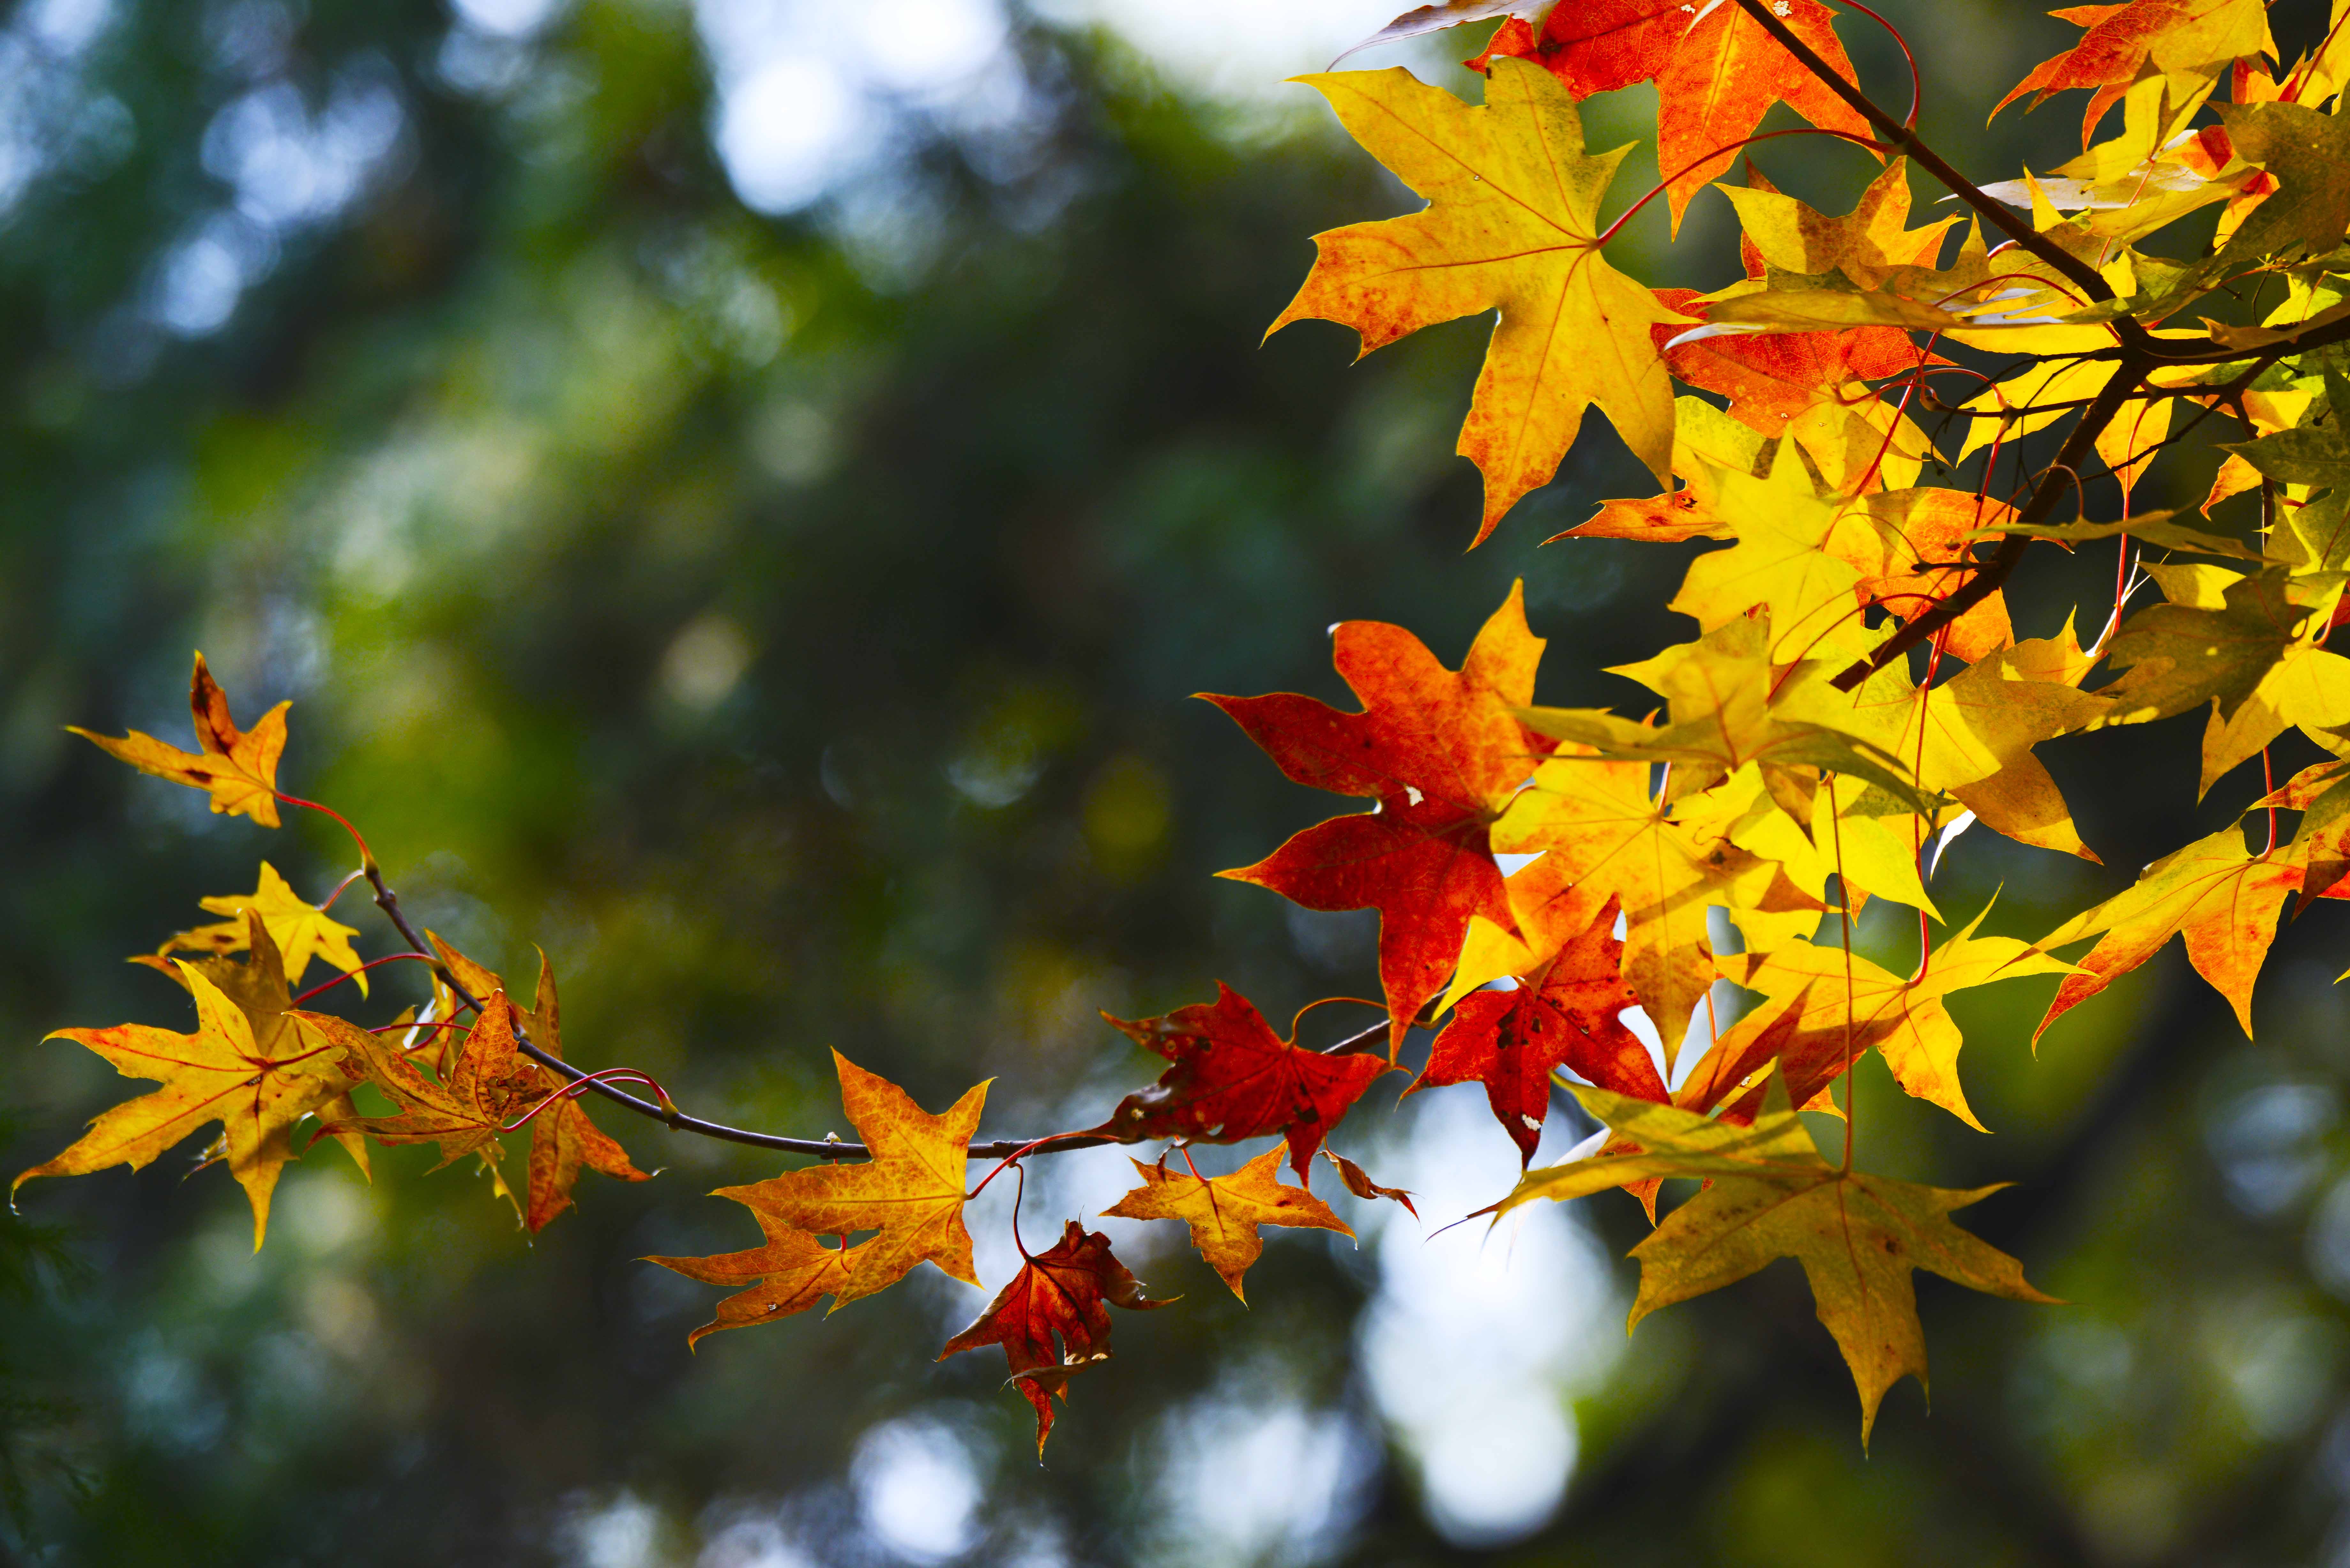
[18,957,356,1249]
[1493,750,1790,1070]
[158,862,368,993]
[1664,449,1880,662]
[1780,620,2109,861]
[1494,1076,2053,1443]
[1101,1146,1351,1301]
[1679,906,2077,1131]
[703,1052,989,1307]
[70,652,290,828]
[1269,59,1679,543]
[1718,158,1959,290]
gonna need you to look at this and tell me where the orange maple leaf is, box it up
[1654,286,1926,436]
[1093,984,1394,1177]
[1101,1146,1352,1300]
[2035,824,2301,1039]
[303,992,544,1169]
[71,652,290,827]
[1206,584,1547,1053]
[516,955,650,1232]
[1416,893,1665,1163]
[1478,0,1874,230]
[1994,0,2273,148]
[711,1052,989,1306]
[1854,488,2018,663]
[939,1221,1167,1455]
[646,1227,872,1347]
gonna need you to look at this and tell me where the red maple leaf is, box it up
[1476,0,1874,230]
[1994,1,2270,148]
[1417,894,1665,1162]
[1092,984,1395,1177]
[1206,584,1548,1053]
[938,1221,1166,1455]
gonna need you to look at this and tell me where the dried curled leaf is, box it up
[939,1221,1167,1455]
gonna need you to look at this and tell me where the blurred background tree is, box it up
[4,0,2349,1562]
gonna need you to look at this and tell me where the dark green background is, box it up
[3,0,2347,1561]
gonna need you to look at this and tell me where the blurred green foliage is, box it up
[7,0,2350,1563]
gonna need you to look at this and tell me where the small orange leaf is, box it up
[1102,1147,1351,1300]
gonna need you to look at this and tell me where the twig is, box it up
[358,862,1385,1162]
[1726,0,2124,319]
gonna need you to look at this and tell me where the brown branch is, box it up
[359,864,1386,1161]
[1829,356,2146,690]
[1727,0,2125,318]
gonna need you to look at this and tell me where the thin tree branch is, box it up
[1726,0,2125,318]
[359,863,1386,1161]
[1829,355,2146,690]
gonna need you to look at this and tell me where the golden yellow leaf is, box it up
[1683,906,2076,1131]
[1494,1077,2052,1443]
[19,957,356,1249]
[1270,60,1678,542]
[158,862,368,993]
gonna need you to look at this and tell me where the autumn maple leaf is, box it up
[646,1226,871,1347]
[1270,60,1679,540]
[135,914,374,1181]
[19,948,358,1249]
[1498,1075,2052,1442]
[710,1052,989,1306]
[1491,751,1769,1069]
[939,1221,1167,1455]
[1417,893,1664,1163]
[1655,163,1948,438]
[515,955,649,1232]
[2089,568,2350,797]
[1092,984,1393,1177]
[1678,905,2078,1131]
[71,652,290,827]
[1478,0,1873,230]
[1101,1146,1352,1300]
[2035,823,2301,1039]
[1208,584,1548,1053]
[1995,0,2273,147]
[304,992,546,1171]
[157,862,368,992]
